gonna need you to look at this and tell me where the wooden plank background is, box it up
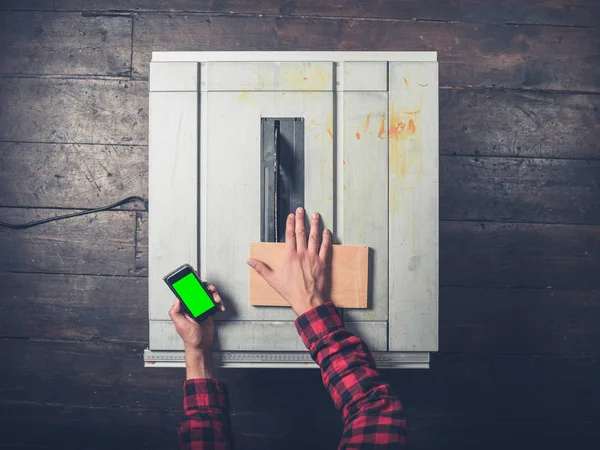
[0,1,598,449]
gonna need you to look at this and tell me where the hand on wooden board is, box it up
[247,207,332,316]
[168,284,225,379]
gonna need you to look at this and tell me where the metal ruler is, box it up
[144,350,430,369]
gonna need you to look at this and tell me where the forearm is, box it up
[185,347,213,380]
[179,349,235,449]
[295,303,406,447]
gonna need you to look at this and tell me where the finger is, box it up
[247,258,275,284]
[319,228,332,261]
[295,207,307,252]
[206,284,226,312]
[168,298,181,317]
[307,211,320,254]
[285,213,296,252]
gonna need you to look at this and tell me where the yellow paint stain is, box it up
[403,77,409,87]
[363,114,371,131]
[356,131,361,140]
[389,105,424,215]
[281,63,332,90]
[309,118,321,128]
[343,184,347,191]
[328,196,333,200]
[237,91,250,103]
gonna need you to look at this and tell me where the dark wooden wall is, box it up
[0,1,599,449]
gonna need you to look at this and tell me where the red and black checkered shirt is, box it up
[179,302,407,449]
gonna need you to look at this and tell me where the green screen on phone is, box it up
[172,273,214,318]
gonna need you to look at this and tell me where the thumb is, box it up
[247,258,274,284]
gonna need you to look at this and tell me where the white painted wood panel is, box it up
[342,62,388,91]
[339,91,389,322]
[388,62,439,351]
[149,62,198,92]
[153,51,437,63]
[148,90,198,321]
[149,320,388,351]
[202,90,334,324]
[206,61,334,91]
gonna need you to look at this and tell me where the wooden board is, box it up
[2,0,598,27]
[132,14,600,91]
[0,12,131,76]
[0,207,137,276]
[149,320,386,351]
[0,78,147,145]
[388,62,439,352]
[0,142,147,209]
[249,242,368,308]
[148,89,198,321]
[339,91,389,321]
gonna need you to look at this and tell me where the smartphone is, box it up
[163,264,218,322]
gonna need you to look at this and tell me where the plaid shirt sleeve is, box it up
[295,302,407,448]
[179,378,235,450]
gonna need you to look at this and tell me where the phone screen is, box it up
[171,273,215,318]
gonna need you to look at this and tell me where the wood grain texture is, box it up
[133,14,600,91]
[440,221,600,290]
[0,11,131,76]
[0,208,137,275]
[439,90,600,159]
[2,78,595,161]
[249,242,368,308]
[3,0,597,27]
[0,273,148,343]
[4,339,600,421]
[0,402,180,450]
[136,217,600,292]
[0,142,147,209]
[440,286,600,355]
[440,156,600,225]
[0,78,147,144]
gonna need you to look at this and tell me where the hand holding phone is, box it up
[164,264,219,321]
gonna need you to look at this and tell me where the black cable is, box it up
[0,196,148,229]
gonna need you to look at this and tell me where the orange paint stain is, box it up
[356,131,361,140]
[327,129,333,139]
[377,116,386,139]
[303,77,308,81]
[342,159,346,165]
[403,78,409,87]
[407,119,416,135]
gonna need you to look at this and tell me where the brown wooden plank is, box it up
[440,89,600,159]
[440,156,600,225]
[3,338,600,421]
[0,401,180,450]
[1,0,597,27]
[0,11,131,76]
[132,14,600,92]
[0,142,147,209]
[440,221,600,290]
[408,417,600,450]
[1,79,595,160]
[0,207,137,275]
[249,242,368,308]
[0,273,148,343]
[440,286,600,355]
[0,78,147,144]
[134,215,600,290]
